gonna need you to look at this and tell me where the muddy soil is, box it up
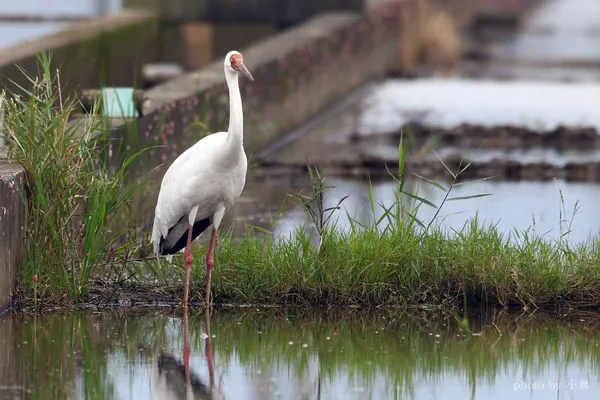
[353,123,600,150]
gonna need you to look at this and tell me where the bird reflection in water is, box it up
[152,311,223,399]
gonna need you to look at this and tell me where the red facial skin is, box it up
[230,54,244,71]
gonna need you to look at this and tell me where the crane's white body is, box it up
[151,51,249,256]
[151,132,247,254]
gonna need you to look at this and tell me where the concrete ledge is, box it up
[0,148,25,311]
[129,1,400,158]
[125,0,364,26]
[0,10,160,96]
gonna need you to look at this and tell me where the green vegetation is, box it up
[2,53,141,302]
[131,208,600,310]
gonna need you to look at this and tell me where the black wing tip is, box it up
[159,218,211,255]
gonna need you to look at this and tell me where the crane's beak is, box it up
[239,64,254,81]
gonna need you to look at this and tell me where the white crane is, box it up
[151,50,254,309]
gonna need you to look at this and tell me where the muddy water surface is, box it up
[1,310,599,400]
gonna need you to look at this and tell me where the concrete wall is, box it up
[0,10,160,96]
[0,149,25,311]
[125,0,364,26]
[128,1,400,161]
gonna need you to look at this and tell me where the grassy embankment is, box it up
[135,167,600,311]
[4,55,600,312]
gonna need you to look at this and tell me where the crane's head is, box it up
[224,50,254,81]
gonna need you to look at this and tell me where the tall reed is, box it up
[2,53,140,301]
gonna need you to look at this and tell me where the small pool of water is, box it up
[1,310,598,400]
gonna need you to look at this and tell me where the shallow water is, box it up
[0,23,68,48]
[1,310,599,400]
[266,176,600,245]
[0,0,122,16]
[248,76,600,245]
[0,0,122,48]
[490,0,600,63]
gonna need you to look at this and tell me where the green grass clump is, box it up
[188,219,600,309]
[2,53,139,301]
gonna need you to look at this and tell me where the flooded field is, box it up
[357,79,600,135]
[1,310,599,400]
[247,77,600,245]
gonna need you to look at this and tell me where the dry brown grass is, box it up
[398,0,461,74]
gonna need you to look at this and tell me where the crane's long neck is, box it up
[225,70,243,148]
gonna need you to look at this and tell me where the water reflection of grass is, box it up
[10,311,600,399]
[208,311,600,396]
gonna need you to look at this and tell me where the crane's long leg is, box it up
[205,227,219,309]
[183,223,194,309]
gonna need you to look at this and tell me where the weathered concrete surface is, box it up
[0,10,160,96]
[437,0,540,26]
[125,0,365,26]
[0,147,25,311]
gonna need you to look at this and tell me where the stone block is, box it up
[0,151,25,311]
